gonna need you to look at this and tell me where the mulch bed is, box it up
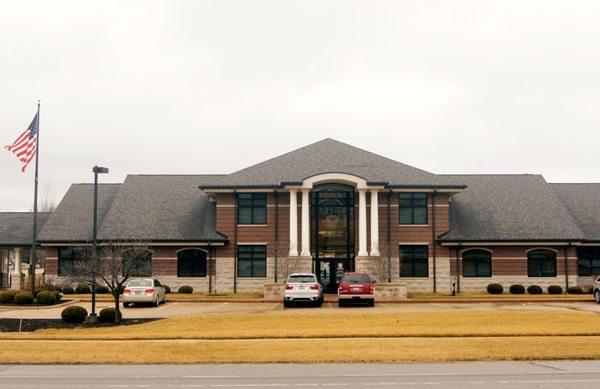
[0,318,157,332]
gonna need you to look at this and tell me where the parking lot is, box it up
[1,299,599,320]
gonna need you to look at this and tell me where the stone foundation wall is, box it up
[457,275,580,293]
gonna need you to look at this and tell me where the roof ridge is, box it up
[439,173,540,176]
[126,174,228,177]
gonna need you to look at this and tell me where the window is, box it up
[527,249,557,277]
[399,245,429,277]
[177,249,207,277]
[462,249,492,277]
[577,247,600,276]
[237,193,267,225]
[123,249,152,277]
[237,245,266,278]
[399,193,428,224]
[58,247,86,276]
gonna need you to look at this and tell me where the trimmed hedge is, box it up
[164,285,171,294]
[567,286,584,294]
[548,285,563,294]
[14,291,34,305]
[95,285,110,294]
[99,307,122,323]
[487,283,503,294]
[178,285,193,294]
[527,285,543,295]
[61,286,75,294]
[0,290,17,304]
[36,290,57,305]
[509,284,525,294]
[75,284,91,294]
[61,306,88,324]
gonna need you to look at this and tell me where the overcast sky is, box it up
[1,1,600,210]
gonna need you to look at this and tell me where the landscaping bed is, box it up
[0,318,157,333]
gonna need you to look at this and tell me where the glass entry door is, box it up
[316,259,352,294]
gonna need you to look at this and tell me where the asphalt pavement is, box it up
[1,361,599,388]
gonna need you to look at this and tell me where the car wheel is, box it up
[338,300,345,308]
[123,302,131,308]
[283,300,290,308]
[368,299,375,307]
[162,295,167,304]
[155,297,160,307]
[594,290,600,304]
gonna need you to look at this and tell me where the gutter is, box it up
[387,189,392,283]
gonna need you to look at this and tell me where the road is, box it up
[0,361,599,388]
[1,300,599,319]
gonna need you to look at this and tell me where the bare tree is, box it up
[62,242,151,323]
[31,180,56,213]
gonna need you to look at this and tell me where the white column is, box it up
[300,188,311,257]
[288,189,298,257]
[358,189,368,257]
[370,189,380,256]
[12,247,23,290]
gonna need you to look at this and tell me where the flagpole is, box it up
[30,100,40,293]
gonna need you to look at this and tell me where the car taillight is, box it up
[144,288,155,294]
[310,284,320,290]
[123,288,131,295]
[368,285,374,293]
[284,284,293,290]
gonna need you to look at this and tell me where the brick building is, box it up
[36,139,600,293]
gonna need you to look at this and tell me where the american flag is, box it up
[4,110,39,173]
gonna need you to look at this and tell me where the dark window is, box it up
[58,247,86,276]
[177,249,207,277]
[527,249,557,277]
[399,193,428,224]
[462,249,492,277]
[123,249,152,277]
[341,274,372,283]
[237,193,267,225]
[237,245,267,278]
[577,247,600,276]
[399,245,429,277]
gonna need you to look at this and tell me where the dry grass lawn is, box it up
[1,336,600,364]
[1,311,599,340]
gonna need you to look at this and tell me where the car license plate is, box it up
[352,287,361,292]
[135,291,141,295]
[299,286,306,290]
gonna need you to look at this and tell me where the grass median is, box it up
[1,311,599,340]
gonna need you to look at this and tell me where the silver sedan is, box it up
[122,278,167,307]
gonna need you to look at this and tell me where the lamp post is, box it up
[91,165,109,318]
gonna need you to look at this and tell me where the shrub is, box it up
[41,283,60,292]
[36,290,57,305]
[53,291,63,301]
[98,307,122,323]
[178,285,193,294]
[548,285,563,294]
[164,285,171,294]
[95,285,109,294]
[527,285,543,295]
[0,290,17,304]
[75,284,91,294]
[567,286,584,294]
[13,291,34,305]
[61,286,75,294]
[509,284,525,294]
[487,283,503,294]
[61,306,88,324]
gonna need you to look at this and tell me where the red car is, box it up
[337,272,375,307]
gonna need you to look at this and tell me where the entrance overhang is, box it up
[284,173,384,191]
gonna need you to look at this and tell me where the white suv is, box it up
[594,276,600,304]
[283,273,323,308]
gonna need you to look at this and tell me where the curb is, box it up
[0,299,80,310]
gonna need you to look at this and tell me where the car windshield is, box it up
[127,279,153,287]
[342,274,371,283]
[288,275,316,283]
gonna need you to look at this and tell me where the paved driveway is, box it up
[1,299,599,319]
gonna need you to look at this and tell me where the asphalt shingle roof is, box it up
[551,183,600,242]
[438,175,586,242]
[0,212,51,246]
[199,138,463,188]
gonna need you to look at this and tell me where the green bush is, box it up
[178,285,193,294]
[75,284,91,294]
[548,285,563,294]
[14,291,34,305]
[0,290,17,304]
[61,286,75,294]
[98,307,122,323]
[41,283,61,292]
[527,285,543,294]
[487,283,503,294]
[36,290,57,305]
[567,286,584,294]
[164,285,171,294]
[61,306,88,324]
[509,284,525,294]
[95,285,109,294]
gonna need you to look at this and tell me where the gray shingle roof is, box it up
[38,184,121,243]
[551,183,600,242]
[96,175,226,242]
[0,212,51,246]
[199,138,463,189]
[438,175,586,242]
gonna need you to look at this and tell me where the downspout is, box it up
[274,189,279,283]
[431,188,437,293]
[564,243,571,290]
[233,189,238,294]
[208,241,212,294]
[387,189,392,283]
[456,241,462,294]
